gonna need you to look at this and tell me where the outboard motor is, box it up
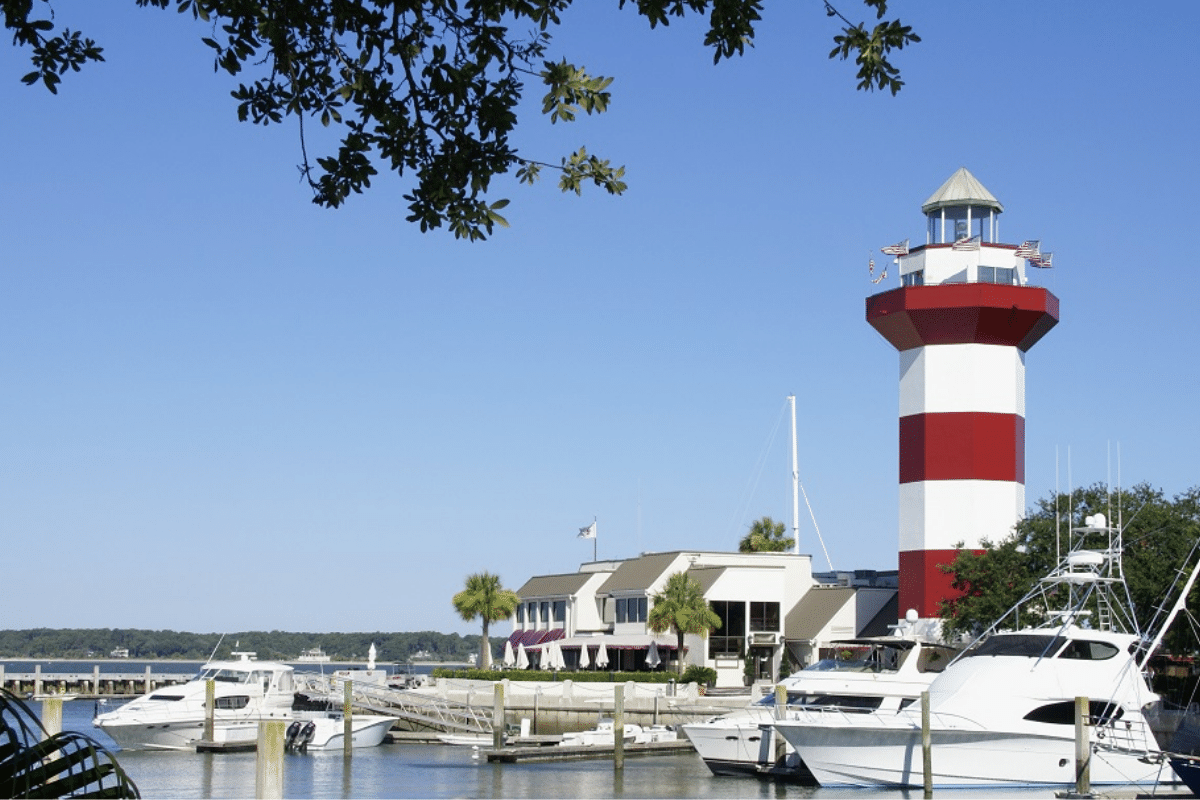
[296,720,316,753]
[284,720,302,752]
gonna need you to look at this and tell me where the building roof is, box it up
[858,591,900,638]
[515,572,595,598]
[785,586,856,641]
[921,167,1003,214]
[596,552,681,594]
[686,565,728,595]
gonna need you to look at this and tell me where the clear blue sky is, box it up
[2,2,1197,639]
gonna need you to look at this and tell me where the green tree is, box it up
[938,482,1200,644]
[451,571,520,670]
[5,1,919,239]
[738,515,794,552]
[647,571,721,676]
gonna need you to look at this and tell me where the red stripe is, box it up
[867,284,1059,352]
[898,549,982,619]
[899,413,1024,483]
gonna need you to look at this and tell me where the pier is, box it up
[0,664,192,698]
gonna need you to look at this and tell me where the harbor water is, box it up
[45,700,1064,799]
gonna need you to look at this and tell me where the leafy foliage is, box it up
[680,663,717,686]
[5,1,920,238]
[0,689,139,798]
[647,571,721,675]
[937,483,1200,646]
[452,571,521,670]
[738,515,794,552]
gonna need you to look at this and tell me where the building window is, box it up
[978,265,1016,285]
[553,600,566,623]
[539,602,549,624]
[516,604,525,624]
[749,601,780,632]
[709,600,745,658]
[903,270,924,287]
[615,597,627,623]
[636,596,647,622]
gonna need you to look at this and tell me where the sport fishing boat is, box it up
[773,513,1190,789]
[680,629,957,782]
[93,652,394,751]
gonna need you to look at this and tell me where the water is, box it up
[49,700,1056,799]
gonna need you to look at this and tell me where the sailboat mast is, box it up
[789,394,799,555]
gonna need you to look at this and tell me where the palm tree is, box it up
[452,571,520,670]
[738,515,795,553]
[0,689,139,798]
[647,571,722,675]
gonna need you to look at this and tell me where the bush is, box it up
[680,665,717,686]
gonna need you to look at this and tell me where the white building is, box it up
[508,551,898,689]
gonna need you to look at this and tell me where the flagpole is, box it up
[593,516,597,561]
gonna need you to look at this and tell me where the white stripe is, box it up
[899,480,1024,552]
[899,344,1025,417]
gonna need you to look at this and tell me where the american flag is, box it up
[1014,240,1040,259]
[880,239,909,256]
[952,235,980,251]
[1029,252,1053,268]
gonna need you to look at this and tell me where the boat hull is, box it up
[777,718,1173,789]
[681,718,812,783]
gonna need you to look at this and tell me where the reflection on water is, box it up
[52,699,1056,800]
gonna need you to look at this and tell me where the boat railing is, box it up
[293,672,494,734]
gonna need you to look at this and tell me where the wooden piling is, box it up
[613,684,625,771]
[255,720,285,800]
[493,683,505,750]
[205,679,215,742]
[343,680,353,758]
[1075,696,1090,795]
[41,697,63,740]
[921,690,932,798]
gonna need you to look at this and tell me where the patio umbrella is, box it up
[646,640,661,669]
[548,641,563,671]
[584,644,595,670]
[595,641,609,669]
[503,640,516,668]
[516,642,529,670]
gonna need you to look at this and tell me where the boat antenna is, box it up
[1055,446,1061,564]
[206,634,225,666]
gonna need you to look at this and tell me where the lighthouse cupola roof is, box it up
[921,167,1003,214]
[922,167,1003,246]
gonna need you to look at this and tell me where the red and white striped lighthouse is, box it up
[867,168,1059,623]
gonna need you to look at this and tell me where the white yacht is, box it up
[773,514,1186,789]
[681,631,957,781]
[93,652,394,751]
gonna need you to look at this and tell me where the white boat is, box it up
[93,651,394,751]
[559,718,677,747]
[297,648,331,663]
[680,631,957,782]
[773,513,1188,789]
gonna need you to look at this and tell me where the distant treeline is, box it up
[0,629,482,663]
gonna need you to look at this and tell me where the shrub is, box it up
[680,665,717,686]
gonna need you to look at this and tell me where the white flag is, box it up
[578,522,597,539]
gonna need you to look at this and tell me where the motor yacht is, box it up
[680,631,957,782]
[773,514,1186,789]
[93,652,394,751]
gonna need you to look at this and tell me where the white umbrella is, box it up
[595,640,609,669]
[503,640,516,668]
[516,642,529,670]
[646,640,661,669]
[584,644,595,670]
[547,641,563,671]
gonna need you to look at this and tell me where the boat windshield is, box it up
[964,634,1067,659]
[804,645,903,673]
[196,667,253,683]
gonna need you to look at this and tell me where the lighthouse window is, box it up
[978,266,1016,285]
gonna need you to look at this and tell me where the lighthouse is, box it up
[867,168,1059,627]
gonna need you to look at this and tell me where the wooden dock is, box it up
[485,739,694,762]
